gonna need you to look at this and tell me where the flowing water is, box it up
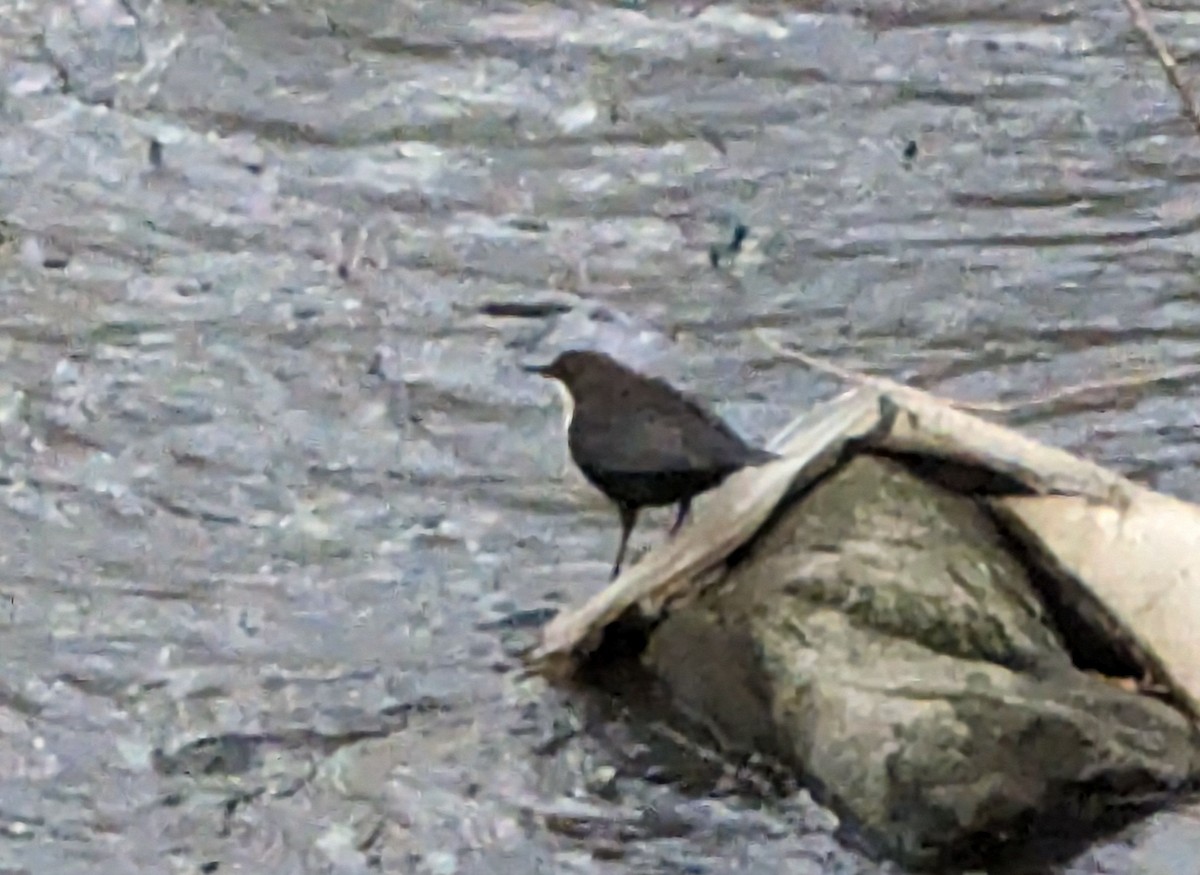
[1,0,1199,872]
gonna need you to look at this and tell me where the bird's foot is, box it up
[610,545,653,579]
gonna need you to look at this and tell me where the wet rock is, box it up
[642,454,1200,869]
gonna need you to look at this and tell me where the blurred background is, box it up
[1,0,1198,872]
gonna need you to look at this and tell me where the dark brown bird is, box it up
[525,350,778,578]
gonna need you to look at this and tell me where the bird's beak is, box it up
[522,364,550,377]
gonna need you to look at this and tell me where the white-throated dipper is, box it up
[525,350,778,578]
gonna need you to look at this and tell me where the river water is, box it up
[1,0,1199,872]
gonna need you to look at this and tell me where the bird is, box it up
[524,349,778,579]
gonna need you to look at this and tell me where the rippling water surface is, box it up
[1,0,1199,872]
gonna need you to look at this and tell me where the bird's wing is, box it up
[672,390,768,467]
[638,375,770,468]
[570,406,692,474]
[571,389,756,474]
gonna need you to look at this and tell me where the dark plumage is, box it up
[525,350,778,578]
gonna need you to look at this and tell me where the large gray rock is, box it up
[643,454,1200,869]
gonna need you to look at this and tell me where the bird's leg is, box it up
[612,503,639,579]
[668,497,692,537]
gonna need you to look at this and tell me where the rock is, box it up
[641,454,1200,869]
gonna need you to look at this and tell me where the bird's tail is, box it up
[746,447,780,466]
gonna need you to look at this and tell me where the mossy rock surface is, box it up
[644,455,1200,869]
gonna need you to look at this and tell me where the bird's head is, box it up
[523,349,623,398]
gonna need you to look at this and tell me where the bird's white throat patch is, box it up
[551,380,575,434]
[548,380,578,481]
[542,378,614,508]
